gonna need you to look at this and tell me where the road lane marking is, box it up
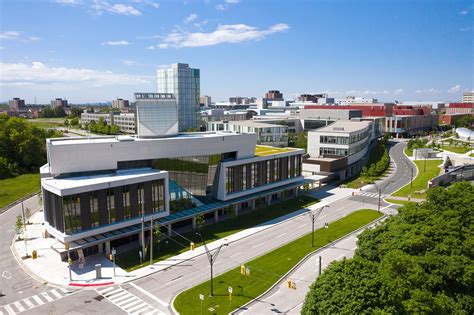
[49,289,62,299]
[32,294,44,305]
[41,292,54,302]
[22,297,35,309]
[276,232,287,239]
[251,243,265,249]
[130,282,170,307]
[163,275,183,286]
[13,301,25,312]
[3,304,16,315]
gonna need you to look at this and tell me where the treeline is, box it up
[87,117,120,135]
[360,137,390,178]
[302,182,473,314]
[0,115,61,179]
[41,106,66,118]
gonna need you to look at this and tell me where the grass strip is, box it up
[391,159,442,199]
[0,173,40,208]
[173,209,382,315]
[116,195,318,271]
[441,145,472,154]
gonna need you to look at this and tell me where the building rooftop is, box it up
[255,145,297,156]
[223,120,285,128]
[310,120,372,133]
[47,131,244,146]
[42,168,166,195]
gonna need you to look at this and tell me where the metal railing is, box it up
[0,191,40,214]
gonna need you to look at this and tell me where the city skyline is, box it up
[1,0,473,103]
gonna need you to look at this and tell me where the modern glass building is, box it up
[156,63,200,131]
[40,132,306,260]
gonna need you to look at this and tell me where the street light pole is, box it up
[196,232,228,296]
[375,180,395,213]
[308,206,328,247]
[150,215,153,266]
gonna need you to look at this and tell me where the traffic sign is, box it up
[199,294,204,301]
[228,286,233,294]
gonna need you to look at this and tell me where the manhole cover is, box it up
[93,295,104,301]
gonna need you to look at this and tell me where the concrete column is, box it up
[251,199,256,210]
[105,241,111,256]
[138,233,144,249]
[266,195,271,205]
[167,224,172,237]
[234,204,239,216]
[214,210,219,223]
[98,243,103,254]
[192,216,197,230]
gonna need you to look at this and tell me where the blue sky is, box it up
[0,0,472,103]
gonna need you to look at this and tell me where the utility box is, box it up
[95,264,102,279]
[32,250,37,259]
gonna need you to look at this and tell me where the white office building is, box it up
[157,63,200,131]
[304,120,376,179]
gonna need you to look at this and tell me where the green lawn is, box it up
[404,147,413,157]
[0,173,40,208]
[384,198,418,206]
[174,209,382,315]
[255,145,295,157]
[116,195,319,271]
[27,118,64,129]
[391,160,442,199]
[441,145,472,154]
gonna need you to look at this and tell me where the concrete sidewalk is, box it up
[13,184,359,289]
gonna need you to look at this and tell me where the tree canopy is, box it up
[302,182,474,314]
[0,114,61,179]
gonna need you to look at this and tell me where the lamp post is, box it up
[374,180,395,213]
[195,232,228,296]
[141,217,145,264]
[308,205,329,247]
[150,215,153,266]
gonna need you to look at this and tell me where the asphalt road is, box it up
[0,195,52,305]
[4,141,411,314]
[237,219,385,314]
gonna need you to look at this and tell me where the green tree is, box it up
[154,223,163,253]
[302,182,474,314]
[15,215,23,239]
[25,207,31,224]
[195,213,205,231]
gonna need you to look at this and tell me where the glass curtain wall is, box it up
[47,179,166,235]
[225,155,302,194]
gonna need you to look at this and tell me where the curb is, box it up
[231,214,388,314]
[120,198,321,286]
[0,191,40,214]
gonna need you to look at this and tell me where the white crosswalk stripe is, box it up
[96,285,162,314]
[0,287,71,314]
[358,192,381,198]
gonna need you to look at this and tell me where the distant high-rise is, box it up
[135,93,178,138]
[112,98,130,110]
[157,63,200,131]
[200,95,212,107]
[462,91,474,103]
[265,90,283,101]
[8,98,25,110]
[51,98,68,108]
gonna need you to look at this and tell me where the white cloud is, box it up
[215,4,226,11]
[394,88,404,95]
[448,85,461,93]
[158,23,289,48]
[157,43,169,49]
[225,0,240,3]
[185,13,198,23]
[460,10,468,15]
[132,0,160,9]
[102,40,131,46]
[146,45,155,50]
[122,59,139,66]
[0,31,20,40]
[216,0,239,10]
[93,1,141,16]
[415,88,440,94]
[460,26,472,32]
[0,31,40,43]
[56,0,80,5]
[0,61,150,88]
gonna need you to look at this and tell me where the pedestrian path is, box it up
[95,285,163,315]
[0,287,71,315]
